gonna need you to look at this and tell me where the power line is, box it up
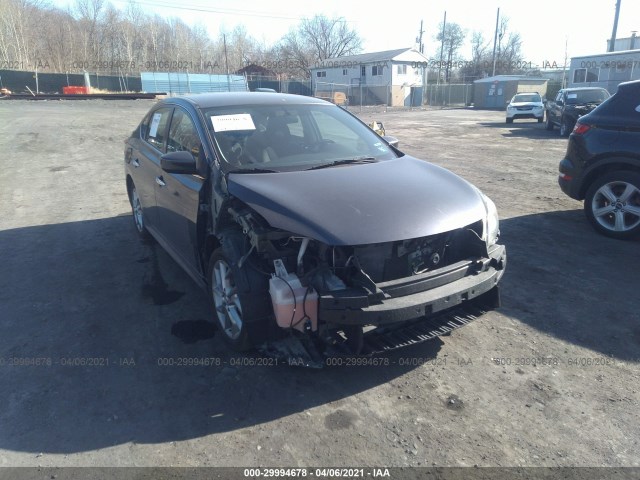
[110,0,308,21]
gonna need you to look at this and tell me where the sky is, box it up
[51,0,639,68]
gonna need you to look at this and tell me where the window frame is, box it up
[143,106,174,153]
[166,106,203,159]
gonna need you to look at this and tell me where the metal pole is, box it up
[609,0,622,52]
[437,11,446,87]
[223,33,231,91]
[491,8,500,76]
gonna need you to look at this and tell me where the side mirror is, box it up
[556,99,564,106]
[161,150,198,174]
[383,135,399,148]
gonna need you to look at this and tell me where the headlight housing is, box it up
[479,191,500,246]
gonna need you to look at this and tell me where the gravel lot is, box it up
[0,99,638,470]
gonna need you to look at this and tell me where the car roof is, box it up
[561,87,608,92]
[617,79,640,92]
[160,92,330,109]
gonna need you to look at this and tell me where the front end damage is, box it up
[227,204,506,366]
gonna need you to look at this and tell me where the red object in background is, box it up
[63,86,89,95]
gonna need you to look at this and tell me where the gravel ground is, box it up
[0,100,638,470]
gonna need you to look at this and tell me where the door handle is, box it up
[155,176,166,187]
[132,159,140,168]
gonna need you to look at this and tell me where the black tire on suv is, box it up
[545,116,554,131]
[584,171,640,240]
[560,117,572,137]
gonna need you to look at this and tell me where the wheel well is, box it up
[203,235,221,276]
[580,162,640,198]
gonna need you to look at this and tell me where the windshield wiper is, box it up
[306,157,377,171]
[228,167,278,174]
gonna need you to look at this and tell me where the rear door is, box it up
[153,106,206,277]
[130,106,173,229]
[548,91,564,124]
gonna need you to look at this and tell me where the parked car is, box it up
[545,87,610,136]
[124,93,506,359]
[505,92,544,123]
[558,80,640,239]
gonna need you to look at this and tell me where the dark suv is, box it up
[558,80,640,239]
[546,87,611,136]
[124,93,506,360]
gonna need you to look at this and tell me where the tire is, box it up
[129,185,152,241]
[584,171,640,240]
[560,117,572,137]
[537,117,543,123]
[208,231,272,351]
[545,116,554,131]
[506,118,513,124]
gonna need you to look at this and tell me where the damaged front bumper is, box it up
[319,244,506,326]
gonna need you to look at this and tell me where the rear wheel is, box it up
[584,171,640,240]
[208,232,272,351]
[130,185,152,241]
[560,117,572,137]
[545,116,554,130]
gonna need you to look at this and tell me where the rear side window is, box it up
[167,108,201,158]
[145,107,173,151]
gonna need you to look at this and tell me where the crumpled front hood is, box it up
[228,157,486,245]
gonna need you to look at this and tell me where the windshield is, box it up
[512,94,541,103]
[565,89,610,105]
[202,103,398,171]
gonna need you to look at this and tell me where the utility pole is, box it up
[561,37,568,88]
[417,20,426,105]
[491,7,500,77]
[437,11,446,86]
[609,0,622,52]
[223,33,231,91]
[416,20,424,53]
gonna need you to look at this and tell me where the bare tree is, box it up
[435,21,465,82]
[275,15,362,77]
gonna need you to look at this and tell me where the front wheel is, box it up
[506,118,513,124]
[584,171,640,240]
[208,233,272,351]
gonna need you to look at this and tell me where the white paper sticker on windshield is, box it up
[636,105,640,113]
[567,93,578,99]
[211,114,256,132]
[149,112,162,137]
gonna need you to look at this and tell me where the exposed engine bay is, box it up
[227,204,501,364]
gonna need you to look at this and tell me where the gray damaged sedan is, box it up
[124,93,506,362]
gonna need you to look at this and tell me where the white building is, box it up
[310,48,429,107]
[568,50,640,93]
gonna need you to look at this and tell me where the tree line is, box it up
[0,0,526,80]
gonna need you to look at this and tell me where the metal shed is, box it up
[140,72,248,95]
[473,76,548,109]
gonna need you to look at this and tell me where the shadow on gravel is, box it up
[477,122,564,140]
[0,216,439,454]
[1,210,637,454]
[499,209,640,361]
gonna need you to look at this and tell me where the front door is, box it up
[154,107,206,277]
